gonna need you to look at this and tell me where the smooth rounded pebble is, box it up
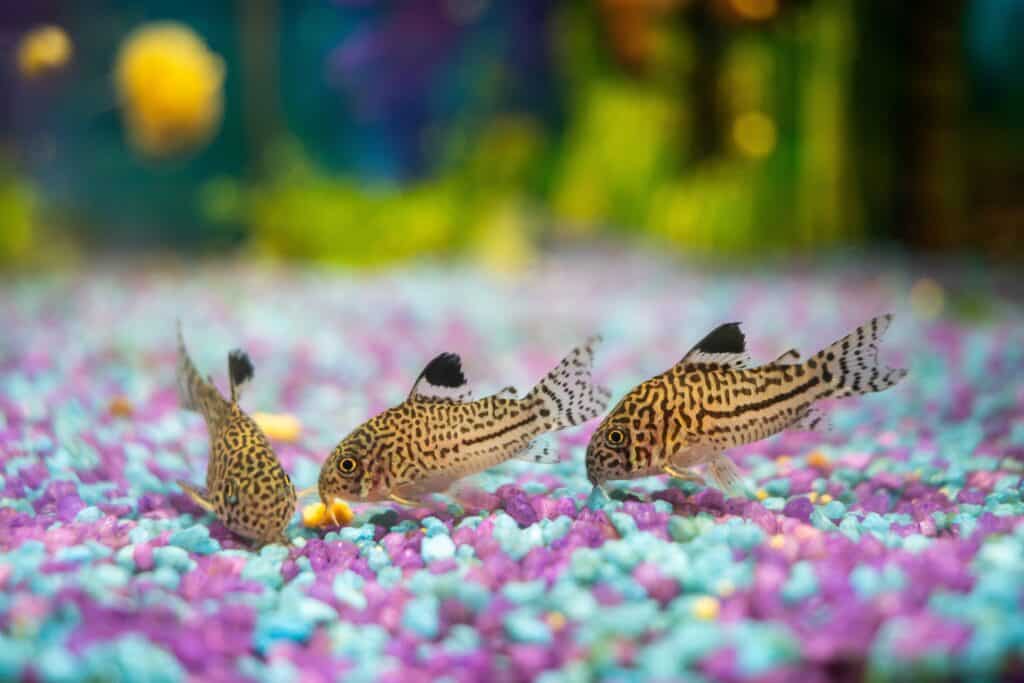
[1,257,1021,681]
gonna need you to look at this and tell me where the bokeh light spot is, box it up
[732,111,777,158]
[910,277,945,320]
[17,25,72,79]
[731,0,779,21]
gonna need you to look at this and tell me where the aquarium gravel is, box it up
[1,254,1023,682]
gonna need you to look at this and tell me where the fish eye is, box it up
[606,429,626,446]
[338,457,358,475]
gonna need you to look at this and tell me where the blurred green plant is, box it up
[0,165,37,266]
[202,116,546,269]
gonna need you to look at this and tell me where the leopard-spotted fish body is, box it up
[586,315,907,492]
[176,327,296,545]
[319,339,610,507]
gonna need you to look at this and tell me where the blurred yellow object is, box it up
[755,488,768,501]
[731,0,779,21]
[732,111,777,159]
[303,500,354,528]
[17,25,72,78]
[108,396,134,419]
[0,171,36,265]
[114,22,224,157]
[692,596,720,620]
[818,494,833,505]
[302,502,327,527]
[806,451,831,470]
[545,612,567,631]
[473,203,536,274]
[910,278,945,320]
[252,412,302,443]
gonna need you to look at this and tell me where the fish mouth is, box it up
[319,487,342,526]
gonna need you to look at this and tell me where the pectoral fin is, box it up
[663,464,706,485]
[389,492,424,507]
[707,456,746,495]
[177,480,215,513]
[391,471,460,505]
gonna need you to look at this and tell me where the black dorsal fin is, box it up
[409,352,473,402]
[228,349,254,402]
[679,322,751,369]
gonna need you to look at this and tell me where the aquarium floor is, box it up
[1,253,1022,682]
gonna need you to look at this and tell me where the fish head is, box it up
[212,475,290,544]
[585,417,637,486]
[319,427,382,504]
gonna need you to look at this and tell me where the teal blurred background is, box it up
[1,0,1023,269]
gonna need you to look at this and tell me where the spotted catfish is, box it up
[318,338,610,509]
[586,315,907,494]
[175,326,296,545]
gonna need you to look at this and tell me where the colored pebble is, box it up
[692,596,720,620]
[505,609,554,644]
[1,258,1021,681]
[153,546,194,573]
[168,525,220,554]
[421,534,456,563]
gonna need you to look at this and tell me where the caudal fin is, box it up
[526,336,611,431]
[815,314,907,398]
[176,322,230,423]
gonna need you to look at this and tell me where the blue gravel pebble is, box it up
[781,561,819,604]
[168,525,220,555]
[153,546,195,573]
[421,534,456,563]
[402,595,440,639]
[502,580,547,605]
[242,556,283,589]
[74,506,104,524]
[81,634,185,683]
[420,517,448,537]
[333,571,368,610]
[505,609,553,644]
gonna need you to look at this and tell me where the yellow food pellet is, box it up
[807,451,831,469]
[692,596,720,621]
[108,396,134,418]
[17,25,72,78]
[769,534,785,549]
[328,500,354,525]
[775,455,792,466]
[818,494,833,505]
[302,502,327,528]
[755,488,768,501]
[252,412,302,442]
[301,500,354,528]
[808,492,819,503]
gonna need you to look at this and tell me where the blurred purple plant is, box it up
[326,0,555,177]
[328,0,472,118]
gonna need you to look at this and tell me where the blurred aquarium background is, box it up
[1,0,1023,270]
